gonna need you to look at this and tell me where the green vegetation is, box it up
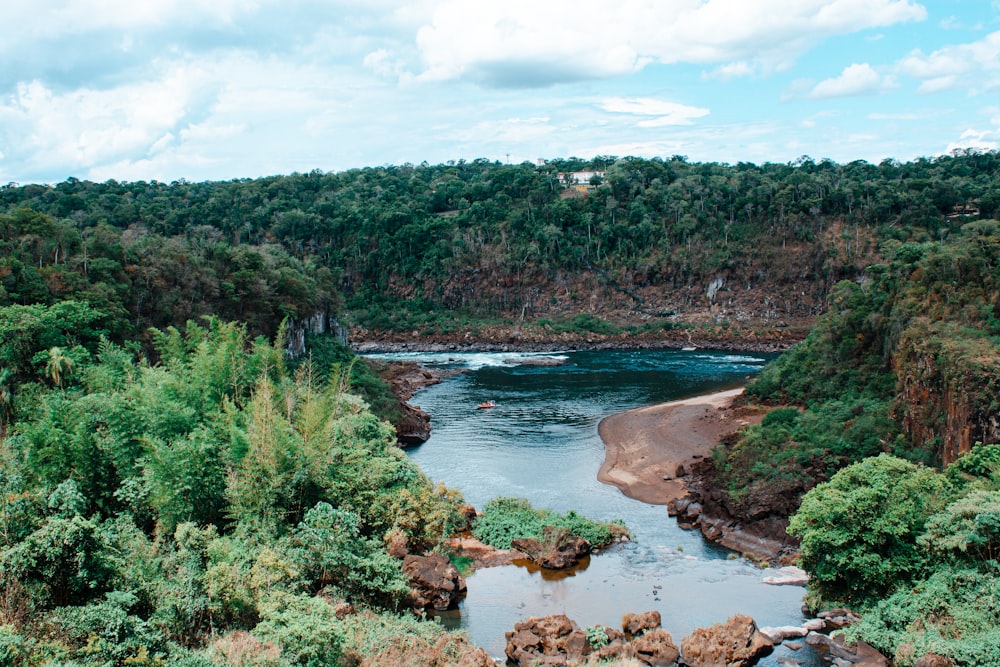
[0,314,479,665]
[708,217,1000,663]
[3,152,998,336]
[472,497,625,550]
[789,455,951,604]
[586,625,611,648]
[716,221,1000,515]
[787,449,1000,665]
[3,151,1000,663]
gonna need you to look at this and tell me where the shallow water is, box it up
[373,349,818,665]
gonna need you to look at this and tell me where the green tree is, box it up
[789,454,951,605]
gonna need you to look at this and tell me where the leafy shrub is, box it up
[761,407,799,428]
[0,625,31,667]
[472,497,623,550]
[283,502,409,607]
[946,443,1000,488]
[586,625,610,648]
[50,591,164,666]
[789,454,951,606]
[253,593,344,667]
[843,566,1000,666]
[919,490,1000,565]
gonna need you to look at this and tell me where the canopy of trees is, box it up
[3,150,997,334]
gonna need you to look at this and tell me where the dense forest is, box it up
[3,150,998,340]
[710,219,1000,665]
[2,150,1000,665]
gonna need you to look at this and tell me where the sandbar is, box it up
[598,388,763,504]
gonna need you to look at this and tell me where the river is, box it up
[372,349,818,666]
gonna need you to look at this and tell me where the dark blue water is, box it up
[372,349,816,665]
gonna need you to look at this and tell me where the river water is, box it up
[373,349,818,665]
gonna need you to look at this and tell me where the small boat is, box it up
[478,400,497,409]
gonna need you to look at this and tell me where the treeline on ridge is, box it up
[3,150,998,336]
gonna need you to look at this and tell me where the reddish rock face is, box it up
[680,614,773,667]
[623,610,662,636]
[504,612,679,666]
[505,614,586,665]
[632,628,681,666]
[402,552,467,612]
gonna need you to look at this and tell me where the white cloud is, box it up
[898,31,1000,94]
[705,61,757,81]
[0,64,213,176]
[1,0,260,54]
[808,63,891,98]
[600,97,710,126]
[364,49,408,78]
[180,121,247,141]
[946,127,1000,153]
[412,0,927,88]
[451,117,555,144]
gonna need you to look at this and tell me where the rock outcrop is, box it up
[505,614,591,665]
[623,611,662,636]
[511,526,591,569]
[631,628,681,666]
[395,402,432,446]
[402,553,467,612]
[382,361,443,446]
[667,456,802,563]
[680,614,773,667]
[504,612,679,666]
[805,632,888,667]
[762,566,809,586]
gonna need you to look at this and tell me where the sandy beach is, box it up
[598,388,765,505]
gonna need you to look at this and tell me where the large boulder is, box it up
[511,526,591,569]
[505,614,589,665]
[681,614,773,667]
[505,613,680,667]
[631,628,680,666]
[396,402,431,446]
[402,553,467,612]
[623,610,663,636]
[805,632,889,666]
[762,566,809,586]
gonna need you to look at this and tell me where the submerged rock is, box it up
[805,632,888,666]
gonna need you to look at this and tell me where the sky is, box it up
[1,0,998,184]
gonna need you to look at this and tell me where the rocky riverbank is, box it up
[503,608,887,667]
[669,454,803,564]
[351,323,805,355]
[596,388,801,562]
[363,358,460,446]
[597,388,763,505]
